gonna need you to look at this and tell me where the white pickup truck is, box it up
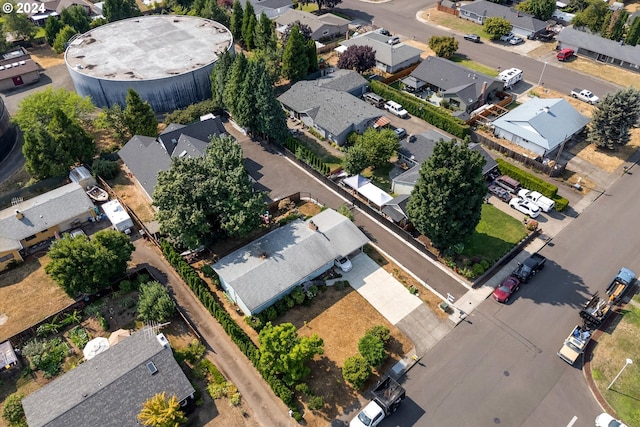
[517,189,555,212]
[571,88,599,104]
[557,325,592,365]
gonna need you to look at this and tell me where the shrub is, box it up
[201,264,215,278]
[97,314,109,331]
[305,285,319,299]
[342,355,372,389]
[118,280,137,293]
[366,325,391,344]
[308,395,325,411]
[290,287,305,305]
[264,306,278,321]
[496,159,558,198]
[284,295,295,309]
[471,263,486,277]
[2,393,25,426]
[274,299,288,315]
[358,334,387,366]
[68,326,91,349]
[245,315,263,331]
[91,158,119,180]
[22,337,70,378]
[184,340,206,364]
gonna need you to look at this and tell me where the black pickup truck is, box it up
[512,254,546,283]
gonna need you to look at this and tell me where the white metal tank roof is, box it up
[64,15,232,81]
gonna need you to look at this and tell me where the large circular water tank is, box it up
[0,96,15,164]
[64,15,233,113]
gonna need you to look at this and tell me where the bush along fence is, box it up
[369,80,471,139]
[159,240,296,409]
[284,137,331,175]
[496,159,570,211]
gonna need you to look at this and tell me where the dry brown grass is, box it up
[403,39,436,59]
[28,45,65,68]
[109,164,156,222]
[0,255,74,342]
[564,57,640,89]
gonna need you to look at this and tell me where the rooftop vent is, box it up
[146,361,158,375]
[309,220,318,231]
[156,333,169,349]
[16,210,23,220]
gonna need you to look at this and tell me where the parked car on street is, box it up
[492,276,521,303]
[394,128,407,139]
[335,256,353,272]
[509,198,541,218]
[595,413,628,427]
[464,34,481,43]
[556,48,574,61]
[509,36,524,45]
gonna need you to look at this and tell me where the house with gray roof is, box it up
[407,56,504,116]
[248,0,293,19]
[492,97,590,157]
[381,194,410,226]
[315,68,369,97]
[392,129,497,195]
[22,330,194,427]
[458,0,548,38]
[212,208,369,315]
[0,182,96,272]
[557,27,640,73]
[278,80,383,146]
[118,116,227,201]
[339,31,423,73]
[275,10,349,41]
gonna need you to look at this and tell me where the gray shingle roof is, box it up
[340,32,423,67]
[315,69,368,94]
[557,27,640,64]
[492,97,590,150]
[410,56,503,100]
[459,0,548,32]
[277,81,382,136]
[118,117,226,200]
[0,183,95,252]
[275,10,349,32]
[212,209,369,313]
[22,330,194,427]
[381,194,409,222]
[249,0,292,10]
[398,129,451,164]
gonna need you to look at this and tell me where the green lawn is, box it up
[298,3,319,12]
[362,163,394,193]
[450,55,499,77]
[461,204,528,261]
[294,135,343,170]
[591,305,640,426]
[430,13,493,40]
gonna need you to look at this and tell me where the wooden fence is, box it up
[436,2,459,16]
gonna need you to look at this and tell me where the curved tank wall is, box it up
[64,16,234,113]
[0,97,16,164]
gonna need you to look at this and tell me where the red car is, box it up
[493,276,521,303]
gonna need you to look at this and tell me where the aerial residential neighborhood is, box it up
[0,0,639,426]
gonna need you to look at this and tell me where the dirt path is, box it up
[130,238,295,427]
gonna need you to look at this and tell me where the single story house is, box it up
[458,0,548,38]
[492,97,590,157]
[118,116,227,201]
[339,31,423,73]
[275,10,349,41]
[278,80,383,146]
[22,330,195,427]
[248,0,293,19]
[212,208,369,315]
[556,27,640,73]
[407,56,504,115]
[392,129,497,195]
[0,182,96,272]
[0,48,41,91]
[314,68,369,97]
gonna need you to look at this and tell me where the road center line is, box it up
[567,415,578,427]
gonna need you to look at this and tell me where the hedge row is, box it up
[369,80,470,139]
[160,240,295,405]
[496,159,569,211]
[284,137,331,175]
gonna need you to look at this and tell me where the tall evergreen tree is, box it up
[123,89,157,137]
[223,53,248,118]
[210,50,235,108]
[406,139,486,250]
[242,1,257,49]
[588,88,640,149]
[282,24,309,82]
[608,9,628,41]
[44,17,63,46]
[254,12,276,52]
[255,64,288,141]
[61,5,92,34]
[626,16,640,46]
[230,0,244,45]
[307,38,318,72]
[103,0,141,22]
[201,0,229,27]
[235,60,259,130]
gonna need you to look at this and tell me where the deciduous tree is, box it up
[45,16,63,45]
[358,334,386,366]
[137,392,187,427]
[343,143,370,175]
[137,281,176,322]
[483,16,512,39]
[124,89,158,137]
[94,103,129,143]
[53,25,77,54]
[282,24,310,82]
[153,135,265,249]
[428,35,459,59]
[352,128,400,170]
[337,45,376,73]
[258,322,324,386]
[3,2,38,41]
[45,229,134,297]
[516,0,556,20]
[103,0,141,22]
[61,5,92,34]
[588,88,640,149]
[571,0,608,32]
[2,393,25,426]
[342,355,371,389]
[406,139,486,250]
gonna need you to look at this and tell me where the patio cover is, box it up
[334,45,348,54]
[343,174,371,189]
[83,337,110,360]
[358,183,393,207]
[373,116,391,128]
[401,76,426,90]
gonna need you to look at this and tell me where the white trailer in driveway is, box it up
[102,200,134,234]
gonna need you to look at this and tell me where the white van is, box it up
[498,68,523,89]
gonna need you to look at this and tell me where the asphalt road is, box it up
[335,0,619,98]
[387,163,640,425]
